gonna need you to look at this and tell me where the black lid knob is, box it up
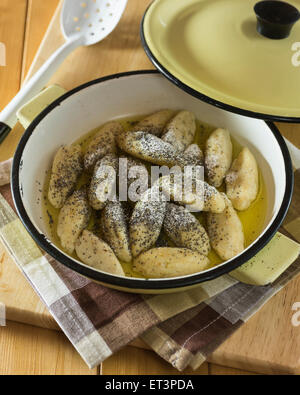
[254,0,300,39]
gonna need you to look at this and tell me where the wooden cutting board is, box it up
[1,0,300,374]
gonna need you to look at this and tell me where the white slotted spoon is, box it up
[0,0,128,142]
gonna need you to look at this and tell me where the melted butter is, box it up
[42,117,268,277]
[193,121,268,268]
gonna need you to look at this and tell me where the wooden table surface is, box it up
[0,0,297,375]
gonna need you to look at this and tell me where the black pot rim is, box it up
[11,70,294,291]
[140,3,300,124]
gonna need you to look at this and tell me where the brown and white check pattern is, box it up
[0,144,299,370]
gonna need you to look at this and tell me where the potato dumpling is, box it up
[133,247,210,278]
[57,188,91,254]
[162,110,196,152]
[158,173,225,213]
[88,154,118,210]
[183,143,204,166]
[46,110,263,281]
[117,130,180,167]
[207,194,244,260]
[158,174,196,205]
[119,155,149,203]
[129,187,167,257]
[48,145,83,209]
[155,232,170,248]
[225,147,259,211]
[205,128,232,187]
[172,174,226,213]
[163,203,210,256]
[101,201,132,263]
[84,121,123,172]
[75,230,125,276]
[186,181,226,213]
[132,110,174,136]
[117,130,202,170]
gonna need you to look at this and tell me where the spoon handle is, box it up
[0,36,82,142]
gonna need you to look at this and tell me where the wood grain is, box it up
[21,0,60,81]
[0,243,58,330]
[48,0,153,90]
[276,122,300,149]
[23,0,63,84]
[0,0,60,162]
[0,0,300,375]
[208,274,300,375]
[209,364,258,375]
[0,321,97,375]
[0,0,59,330]
[0,0,28,161]
[0,0,27,110]
[102,346,209,375]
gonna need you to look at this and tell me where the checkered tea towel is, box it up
[0,144,299,371]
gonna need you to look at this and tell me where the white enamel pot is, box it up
[11,71,293,294]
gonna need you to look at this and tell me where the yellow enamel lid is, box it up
[142,0,300,121]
